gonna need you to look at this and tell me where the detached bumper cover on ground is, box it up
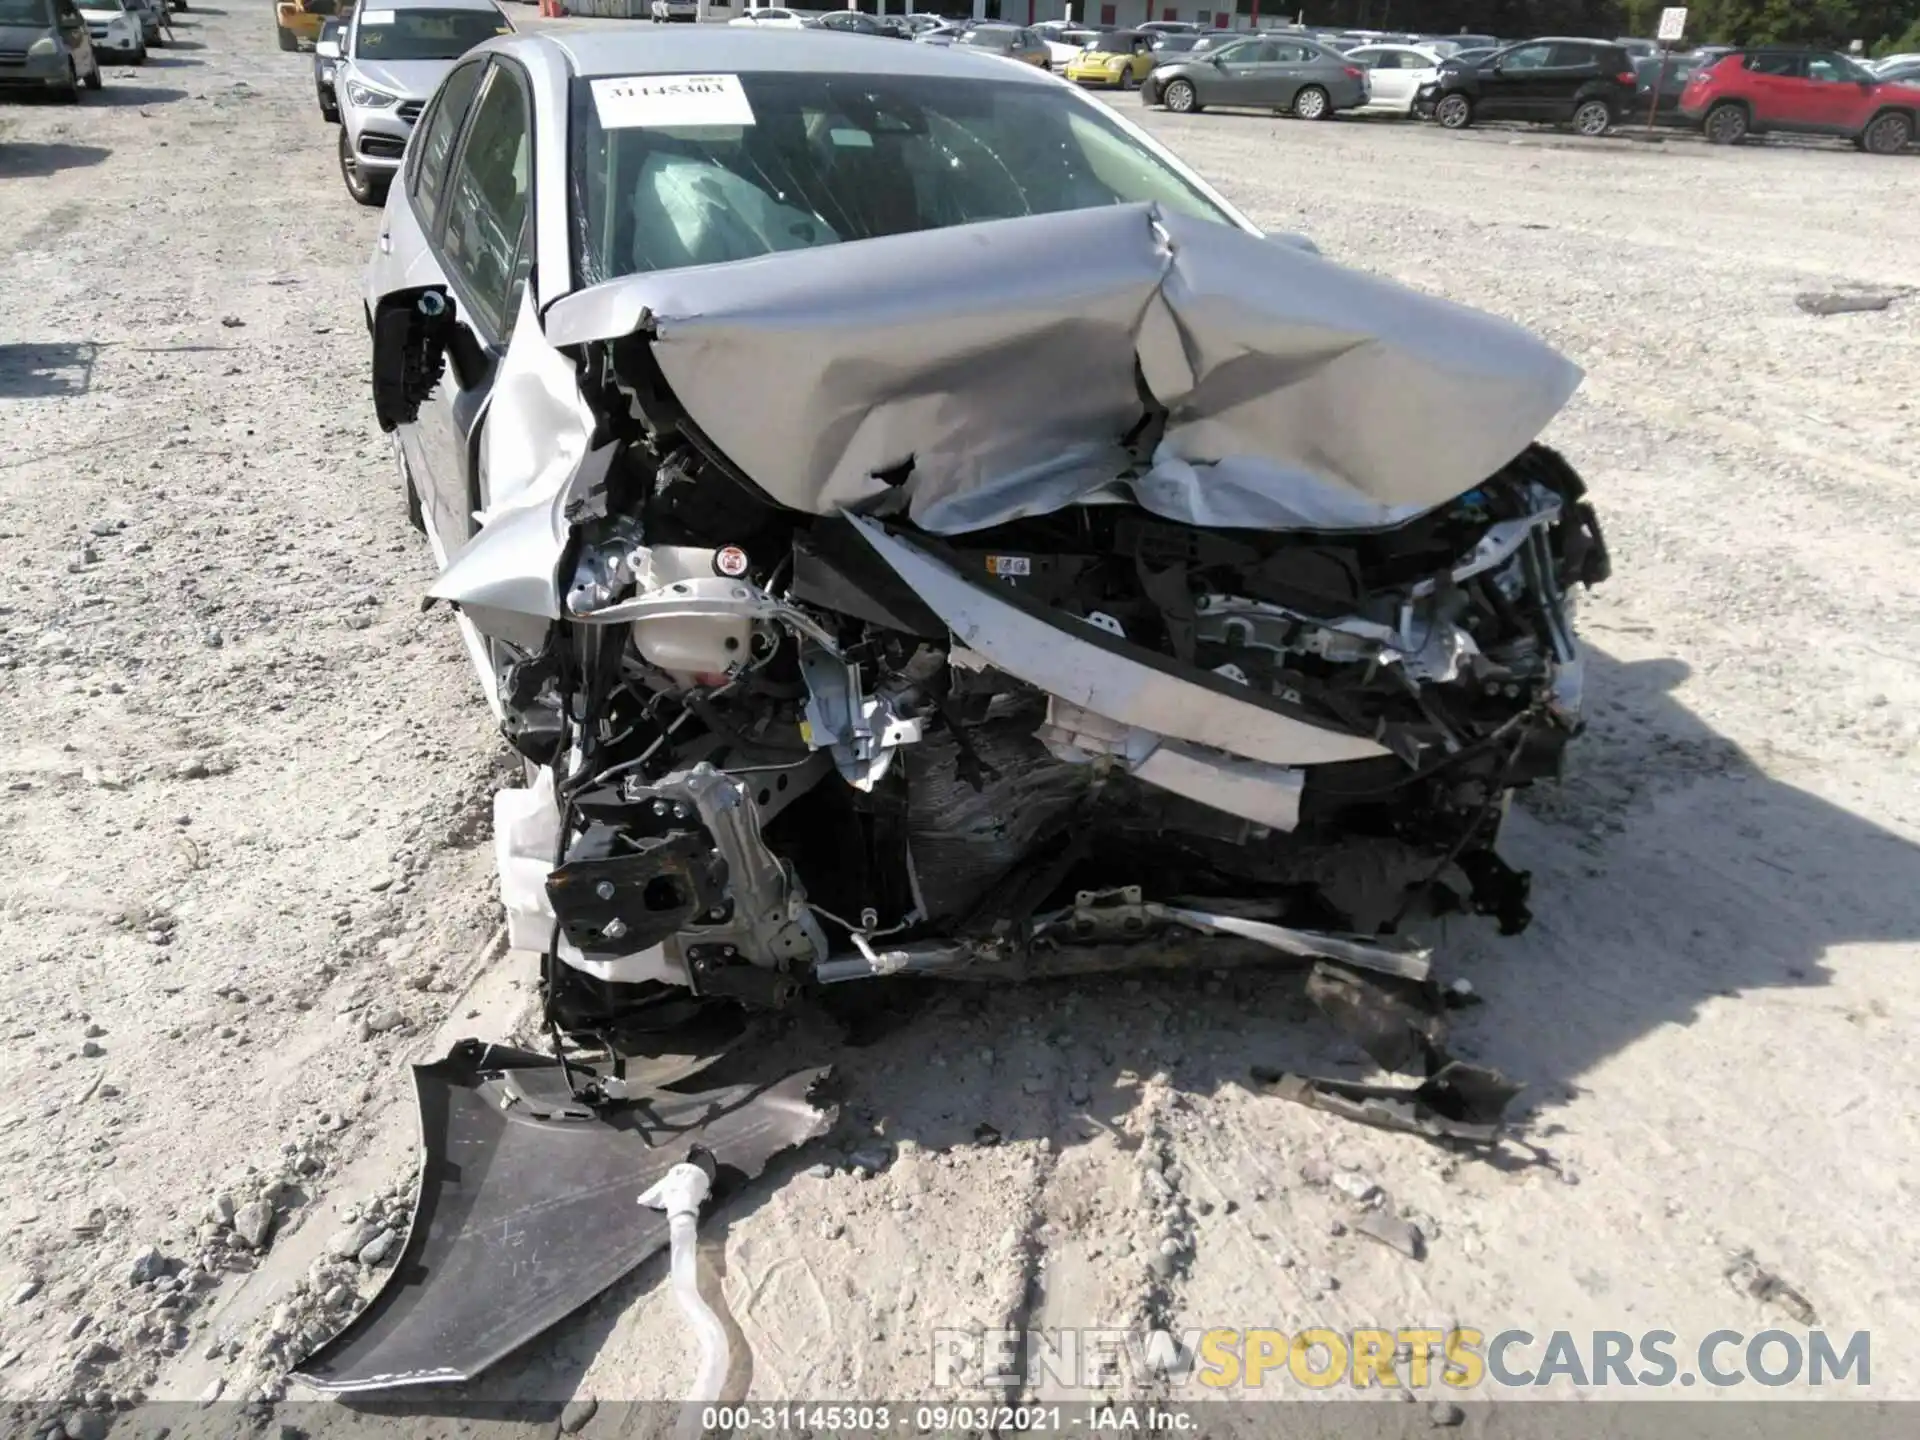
[290,1042,834,1393]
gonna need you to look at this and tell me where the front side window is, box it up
[440,63,532,337]
[570,71,1236,286]
[353,6,508,61]
[409,57,487,232]
[1808,53,1868,82]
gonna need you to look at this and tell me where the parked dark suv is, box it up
[1415,37,1640,135]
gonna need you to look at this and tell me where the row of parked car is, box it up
[0,0,180,101]
[708,16,1916,154]
[934,19,1920,154]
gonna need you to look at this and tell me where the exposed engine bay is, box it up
[486,426,1605,1051]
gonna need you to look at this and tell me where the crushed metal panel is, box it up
[846,515,1392,767]
[540,202,1581,537]
[290,1042,835,1394]
[1251,1062,1525,1146]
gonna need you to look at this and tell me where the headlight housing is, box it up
[28,34,58,55]
[344,80,397,108]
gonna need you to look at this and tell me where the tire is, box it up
[60,60,81,103]
[1861,110,1913,155]
[1571,98,1611,136]
[321,96,338,123]
[1292,84,1330,121]
[276,23,296,51]
[132,43,146,63]
[1703,101,1749,145]
[1434,93,1472,129]
[1162,77,1198,113]
[1120,66,1136,91]
[84,59,102,89]
[338,127,389,208]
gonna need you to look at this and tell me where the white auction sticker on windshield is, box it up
[358,7,395,21]
[590,74,756,130]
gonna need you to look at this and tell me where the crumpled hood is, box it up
[344,57,454,101]
[542,202,1583,535]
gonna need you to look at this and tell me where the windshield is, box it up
[351,8,507,61]
[0,0,53,20]
[959,27,1016,47]
[1089,32,1137,49]
[570,71,1236,286]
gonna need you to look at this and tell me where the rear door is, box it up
[1535,41,1605,120]
[1740,50,1810,128]
[1361,47,1419,108]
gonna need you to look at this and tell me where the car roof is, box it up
[535,24,1053,80]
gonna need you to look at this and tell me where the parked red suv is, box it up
[1679,48,1920,153]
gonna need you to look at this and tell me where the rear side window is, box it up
[409,58,488,235]
[1745,51,1805,77]
[1548,43,1598,68]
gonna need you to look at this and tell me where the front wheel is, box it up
[60,60,81,103]
[1703,101,1749,144]
[1434,93,1472,129]
[1162,77,1198,113]
[1862,110,1914,155]
[1571,98,1611,136]
[131,43,146,63]
[1293,84,1330,121]
[84,59,102,89]
[1120,66,1137,91]
[338,128,389,208]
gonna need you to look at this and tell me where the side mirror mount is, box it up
[372,287,460,432]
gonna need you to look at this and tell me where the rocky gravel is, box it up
[3,7,1918,1431]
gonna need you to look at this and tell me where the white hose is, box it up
[640,1161,730,1434]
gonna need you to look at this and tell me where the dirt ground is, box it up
[3,5,1918,1433]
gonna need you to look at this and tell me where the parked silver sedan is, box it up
[1142,34,1369,117]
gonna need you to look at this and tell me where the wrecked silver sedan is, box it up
[323,24,1608,1392]
[369,25,1604,1036]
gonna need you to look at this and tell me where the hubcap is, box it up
[1168,82,1192,111]
[1709,107,1742,140]
[1438,97,1466,126]
[1868,115,1908,151]
[1299,90,1324,118]
[1577,104,1607,134]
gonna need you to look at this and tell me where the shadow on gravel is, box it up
[94,82,190,106]
[134,53,205,67]
[0,140,110,178]
[297,644,1920,1409]
[0,341,100,397]
[159,34,209,46]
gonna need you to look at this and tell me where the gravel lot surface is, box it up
[3,7,1918,1431]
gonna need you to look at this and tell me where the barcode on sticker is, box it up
[590,73,756,130]
[986,556,1031,577]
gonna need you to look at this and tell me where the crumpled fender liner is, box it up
[290,1041,835,1394]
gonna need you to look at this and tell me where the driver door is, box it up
[1479,42,1554,120]
[1207,39,1272,105]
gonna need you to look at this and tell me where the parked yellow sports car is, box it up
[1065,30,1155,89]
